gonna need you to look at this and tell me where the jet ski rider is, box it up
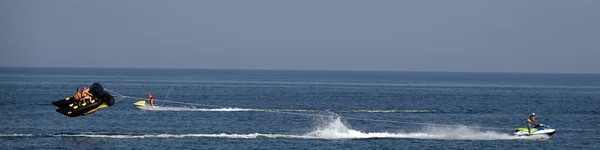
[527,113,538,133]
[147,92,155,106]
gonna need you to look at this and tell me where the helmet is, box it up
[532,113,535,116]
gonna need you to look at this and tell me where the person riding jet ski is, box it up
[514,113,556,137]
[527,113,538,133]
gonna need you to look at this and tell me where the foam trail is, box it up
[136,105,256,112]
[0,126,548,140]
[135,105,326,112]
[136,105,468,114]
[0,133,309,139]
[124,95,471,114]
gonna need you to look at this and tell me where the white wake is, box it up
[136,105,255,112]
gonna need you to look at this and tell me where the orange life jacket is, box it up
[74,88,81,100]
[81,89,88,97]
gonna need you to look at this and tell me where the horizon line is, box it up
[1,65,598,75]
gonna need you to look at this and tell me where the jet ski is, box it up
[134,100,159,110]
[514,124,556,137]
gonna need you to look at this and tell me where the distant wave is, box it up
[0,116,548,141]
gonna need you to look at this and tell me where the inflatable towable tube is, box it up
[52,83,115,117]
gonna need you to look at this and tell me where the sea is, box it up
[0,67,599,149]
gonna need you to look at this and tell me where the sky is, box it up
[1,0,599,73]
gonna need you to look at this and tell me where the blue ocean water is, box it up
[0,67,599,149]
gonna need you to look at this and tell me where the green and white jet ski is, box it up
[514,124,556,137]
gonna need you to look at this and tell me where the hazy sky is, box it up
[1,0,599,73]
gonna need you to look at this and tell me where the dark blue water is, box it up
[1,67,599,149]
